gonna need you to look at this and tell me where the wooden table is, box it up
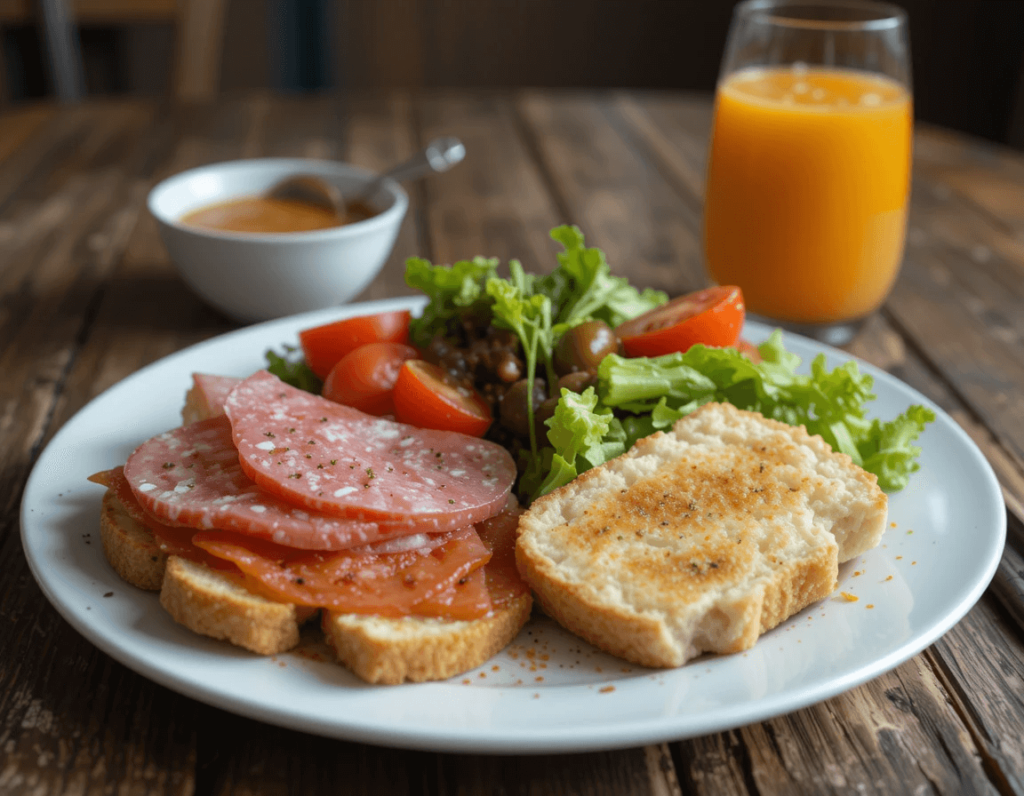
[2,91,1023,795]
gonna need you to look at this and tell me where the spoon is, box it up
[267,136,466,215]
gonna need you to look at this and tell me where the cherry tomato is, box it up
[299,310,412,379]
[322,342,418,416]
[615,286,745,357]
[393,360,492,437]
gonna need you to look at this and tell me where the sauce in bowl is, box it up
[180,197,377,234]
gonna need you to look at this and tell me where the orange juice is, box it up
[704,67,912,324]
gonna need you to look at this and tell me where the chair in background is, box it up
[0,0,228,103]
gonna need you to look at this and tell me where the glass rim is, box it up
[735,0,907,32]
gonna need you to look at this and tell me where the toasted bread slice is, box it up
[323,595,533,684]
[160,556,310,655]
[516,402,888,668]
[99,489,166,591]
[98,488,530,679]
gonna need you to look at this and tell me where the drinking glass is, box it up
[703,0,912,345]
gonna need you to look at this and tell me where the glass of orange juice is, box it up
[704,0,912,345]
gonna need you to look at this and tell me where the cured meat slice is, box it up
[475,506,531,608]
[89,468,236,570]
[121,417,469,550]
[224,371,517,524]
[192,526,493,617]
[182,374,242,425]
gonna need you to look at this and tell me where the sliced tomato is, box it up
[299,310,412,379]
[393,360,492,437]
[615,286,745,357]
[322,342,418,416]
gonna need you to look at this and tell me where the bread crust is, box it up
[99,490,166,591]
[516,403,887,668]
[97,488,529,679]
[323,594,532,684]
[159,556,304,655]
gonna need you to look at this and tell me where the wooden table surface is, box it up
[2,91,1023,795]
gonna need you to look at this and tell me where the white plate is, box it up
[21,297,1006,754]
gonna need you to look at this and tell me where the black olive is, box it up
[438,348,469,380]
[533,395,561,443]
[499,378,547,437]
[553,320,620,376]
[557,371,598,395]
[425,334,452,364]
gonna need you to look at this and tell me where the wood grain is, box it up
[416,92,564,270]
[173,0,228,102]
[343,92,423,301]
[2,91,1024,795]
[517,92,706,295]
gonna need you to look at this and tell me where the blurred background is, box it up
[1,0,1023,149]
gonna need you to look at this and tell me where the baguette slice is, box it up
[99,489,166,591]
[516,402,888,669]
[98,488,530,680]
[160,556,310,655]
[323,595,532,684]
[98,489,311,654]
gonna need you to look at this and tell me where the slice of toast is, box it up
[97,488,530,680]
[323,595,532,684]
[516,402,888,669]
[99,489,167,591]
[160,556,310,655]
[98,488,311,654]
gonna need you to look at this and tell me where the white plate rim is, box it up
[20,297,1007,754]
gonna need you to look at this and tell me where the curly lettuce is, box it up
[533,332,934,500]
[401,228,933,503]
[405,226,667,462]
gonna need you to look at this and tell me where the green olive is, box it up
[553,320,620,376]
[499,378,547,437]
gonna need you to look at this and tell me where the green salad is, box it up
[269,224,934,503]
[405,225,933,500]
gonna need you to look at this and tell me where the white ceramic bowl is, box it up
[147,158,408,323]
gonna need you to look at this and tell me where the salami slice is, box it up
[89,468,236,569]
[224,371,517,523]
[122,416,473,550]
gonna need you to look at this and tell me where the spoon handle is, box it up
[358,137,466,200]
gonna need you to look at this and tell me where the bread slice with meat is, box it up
[160,556,312,655]
[98,490,308,654]
[97,488,531,679]
[323,594,532,684]
[516,402,888,669]
[99,489,167,591]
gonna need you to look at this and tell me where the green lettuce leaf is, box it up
[528,387,626,500]
[405,255,499,347]
[486,260,556,456]
[265,345,322,394]
[858,404,936,491]
[548,334,935,495]
[543,225,667,328]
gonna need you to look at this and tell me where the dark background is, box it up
[3,0,1024,149]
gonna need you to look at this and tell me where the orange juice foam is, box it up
[704,67,912,324]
